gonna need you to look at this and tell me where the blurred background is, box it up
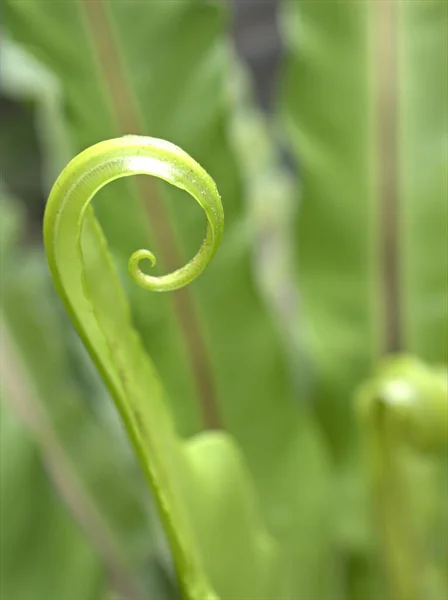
[1,1,447,599]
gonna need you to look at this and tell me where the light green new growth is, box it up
[45,135,224,293]
[357,356,448,600]
[43,135,279,600]
[43,135,223,600]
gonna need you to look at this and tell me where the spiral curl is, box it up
[44,135,224,294]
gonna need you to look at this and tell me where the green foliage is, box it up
[357,356,448,600]
[1,1,447,599]
[0,196,104,599]
[0,193,174,599]
[0,402,104,600]
[43,135,278,598]
[279,3,447,597]
[280,0,448,458]
[281,1,375,455]
[4,1,336,597]
[400,2,448,362]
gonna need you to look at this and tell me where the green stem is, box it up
[368,399,421,600]
[358,356,448,600]
[43,135,224,600]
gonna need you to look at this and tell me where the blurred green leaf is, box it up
[0,400,104,600]
[0,188,24,255]
[280,1,447,597]
[227,60,302,389]
[280,0,447,453]
[0,35,72,188]
[400,3,448,363]
[0,195,104,598]
[280,0,377,456]
[0,193,175,599]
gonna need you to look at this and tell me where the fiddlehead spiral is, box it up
[357,355,447,455]
[43,136,224,600]
[356,356,448,600]
[44,135,224,293]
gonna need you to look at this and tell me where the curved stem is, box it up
[43,135,224,600]
[44,135,224,293]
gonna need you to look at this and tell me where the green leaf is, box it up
[0,401,104,600]
[280,2,447,597]
[0,193,173,599]
[43,136,281,599]
[400,2,448,363]
[280,0,376,456]
[0,34,72,189]
[280,0,447,453]
[0,198,104,598]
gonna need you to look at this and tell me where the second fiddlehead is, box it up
[357,356,448,600]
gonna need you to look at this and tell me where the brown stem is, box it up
[376,0,402,354]
[79,0,221,430]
